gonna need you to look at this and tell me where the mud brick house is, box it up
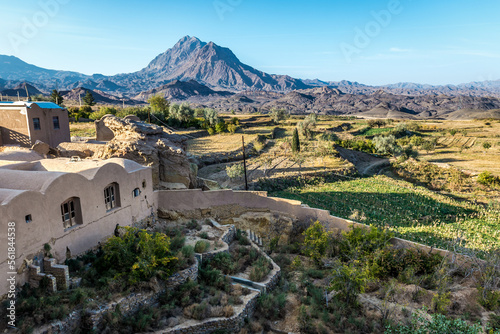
[0,101,70,147]
[0,157,154,296]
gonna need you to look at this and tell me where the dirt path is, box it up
[336,146,390,175]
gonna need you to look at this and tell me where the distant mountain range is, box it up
[1,36,500,119]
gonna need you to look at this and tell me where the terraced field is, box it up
[270,175,500,255]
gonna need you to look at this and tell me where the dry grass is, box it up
[70,122,96,138]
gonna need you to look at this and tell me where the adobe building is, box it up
[0,157,154,296]
[0,101,70,147]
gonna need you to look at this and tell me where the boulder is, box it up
[31,140,50,156]
[96,116,197,189]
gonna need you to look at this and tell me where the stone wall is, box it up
[199,225,236,263]
[42,258,199,333]
[162,292,260,334]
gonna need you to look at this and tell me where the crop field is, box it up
[270,175,500,255]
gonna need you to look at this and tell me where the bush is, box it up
[478,171,499,187]
[249,256,272,282]
[373,134,397,155]
[236,229,250,245]
[227,123,238,134]
[257,292,287,320]
[186,220,202,231]
[385,312,482,333]
[226,164,244,179]
[215,121,227,133]
[368,119,386,128]
[211,252,238,275]
[102,227,178,284]
[194,240,210,253]
[330,262,370,307]
[484,142,492,149]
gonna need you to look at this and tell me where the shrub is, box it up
[236,229,250,245]
[368,119,386,128]
[207,127,215,135]
[194,240,210,253]
[186,220,202,231]
[211,252,237,275]
[271,108,287,124]
[257,292,287,320]
[385,312,482,334]
[478,171,499,187]
[373,134,397,155]
[249,256,272,282]
[226,164,244,179]
[102,227,178,284]
[484,142,492,149]
[432,291,451,314]
[215,121,227,133]
[449,129,458,136]
[330,262,371,307]
[227,123,238,134]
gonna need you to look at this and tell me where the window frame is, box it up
[33,118,41,130]
[61,197,81,230]
[52,116,60,130]
[104,183,120,211]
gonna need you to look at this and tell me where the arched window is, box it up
[104,183,120,211]
[61,197,82,229]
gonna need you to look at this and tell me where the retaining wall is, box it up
[156,189,454,257]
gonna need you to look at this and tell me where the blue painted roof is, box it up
[27,102,63,109]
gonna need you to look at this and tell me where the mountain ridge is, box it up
[1,36,499,98]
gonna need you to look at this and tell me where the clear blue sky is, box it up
[1,0,499,85]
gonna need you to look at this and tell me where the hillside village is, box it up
[0,95,500,333]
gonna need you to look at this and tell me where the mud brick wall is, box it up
[28,265,57,293]
[44,258,70,290]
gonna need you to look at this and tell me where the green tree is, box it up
[103,227,177,284]
[297,113,317,139]
[302,221,331,263]
[203,108,220,128]
[170,103,194,124]
[373,134,397,155]
[292,128,300,153]
[83,91,96,106]
[148,94,169,116]
[50,89,63,105]
[270,108,287,124]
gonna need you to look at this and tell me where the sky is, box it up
[0,0,499,86]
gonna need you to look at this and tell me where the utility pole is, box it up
[17,91,20,101]
[148,110,151,123]
[25,85,30,102]
[242,136,248,191]
[78,94,82,107]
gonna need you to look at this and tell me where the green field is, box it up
[270,175,500,255]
